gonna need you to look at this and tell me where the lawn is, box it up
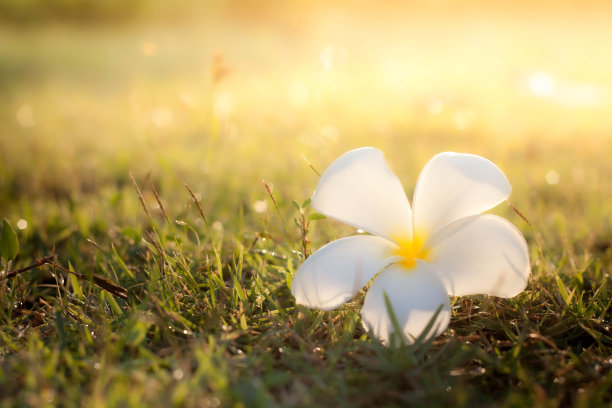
[1,2,612,407]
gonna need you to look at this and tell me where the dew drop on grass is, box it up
[172,369,184,381]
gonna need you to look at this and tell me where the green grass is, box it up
[2,8,612,407]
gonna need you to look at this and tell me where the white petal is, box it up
[292,235,398,311]
[312,147,412,242]
[427,214,530,297]
[412,152,511,237]
[361,262,451,345]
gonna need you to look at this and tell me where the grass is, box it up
[2,5,612,407]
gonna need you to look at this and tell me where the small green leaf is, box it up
[555,273,574,305]
[291,200,300,210]
[69,263,84,299]
[0,219,19,262]
[105,291,124,316]
[56,310,67,350]
[383,291,405,347]
[412,304,444,347]
[125,318,151,347]
[112,243,135,279]
[239,314,248,331]
[308,213,327,221]
[301,198,311,208]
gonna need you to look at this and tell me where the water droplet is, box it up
[172,369,184,380]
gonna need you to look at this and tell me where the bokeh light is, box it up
[1,0,611,204]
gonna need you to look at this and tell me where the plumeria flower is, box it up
[291,148,530,345]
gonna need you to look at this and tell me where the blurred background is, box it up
[1,0,611,240]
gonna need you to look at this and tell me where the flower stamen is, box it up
[393,234,430,269]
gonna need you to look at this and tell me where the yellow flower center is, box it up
[392,233,430,269]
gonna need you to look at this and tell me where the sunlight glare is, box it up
[528,72,555,98]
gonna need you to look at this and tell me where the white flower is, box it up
[291,148,530,345]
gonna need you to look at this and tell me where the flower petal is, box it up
[426,214,530,297]
[361,262,451,345]
[412,152,512,237]
[312,147,413,242]
[292,235,398,311]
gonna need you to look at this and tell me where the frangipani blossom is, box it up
[291,148,530,345]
